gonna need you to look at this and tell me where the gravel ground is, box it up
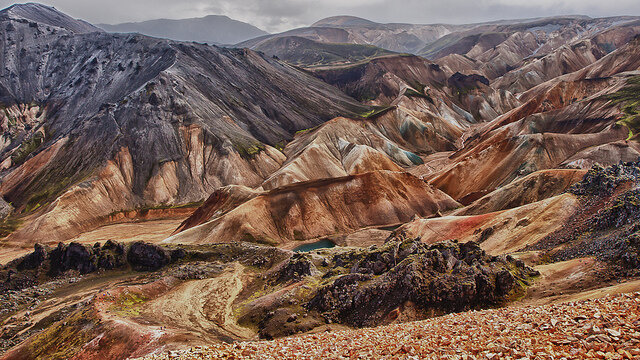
[141,292,640,359]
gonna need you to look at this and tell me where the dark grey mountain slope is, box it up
[0,4,366,244]
[99,15,268,45]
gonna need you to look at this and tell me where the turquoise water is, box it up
[293,239,336,252]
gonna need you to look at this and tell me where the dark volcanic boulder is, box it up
[16,243,47,271]
[48,242,97,276]
[243,237,538,339]
[246,237,538,336]
[271,253,318,284]
[127,242,170,271]
[1,240,182,291]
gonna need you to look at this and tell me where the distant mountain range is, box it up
[98,14,268,45]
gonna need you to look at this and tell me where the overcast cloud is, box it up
[2,0,640,33]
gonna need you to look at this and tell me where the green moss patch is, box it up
[233,141,266,160]
[109,292,148,317]
[23,307,99,360]
[11,132,45,166]
[604,76,640,139]
[358,105,395,119]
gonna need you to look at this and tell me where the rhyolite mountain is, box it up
[2,3,640,360]
[0,3,367,244]
[431,16,640,89]
[98,14,268,45]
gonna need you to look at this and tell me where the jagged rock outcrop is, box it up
[0,240,185,291]
[568,161,640,196]
[242,238,538,339]
[530,161,640,275]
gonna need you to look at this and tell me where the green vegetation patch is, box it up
[11,131,45,165]
[604,76,640,140]
[358,105,395,119]
[233,141,266,160]
[295,125,320,136]
[109,292,148,317]
[24,173,80,214]
[23,307,99,360]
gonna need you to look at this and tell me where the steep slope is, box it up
[98,15,268,45]
[531,161,640,275]
[397,193,580,255]
[247,55,522,194]
[492,40,606,94]
[457,169,586,215]
[313,55,520,122]
[401,161,640,269]
[165,170,460,245]
[427,48,640,202]
[173,185,260,233]
[260,117,407,190]
[0,4,367,245]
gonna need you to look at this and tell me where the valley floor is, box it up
[141,292,640,360]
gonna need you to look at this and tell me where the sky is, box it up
[1,0,640,33]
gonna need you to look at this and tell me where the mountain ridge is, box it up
[98,14,268,45]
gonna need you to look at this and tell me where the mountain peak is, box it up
[1,2,101,33]
[312,15,379,28]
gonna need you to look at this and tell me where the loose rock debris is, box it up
[142,292,640,359]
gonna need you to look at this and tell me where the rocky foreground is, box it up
[142,292,640,360]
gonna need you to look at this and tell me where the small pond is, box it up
[293,239,336,252]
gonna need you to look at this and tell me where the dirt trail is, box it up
[143,263,254,341]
